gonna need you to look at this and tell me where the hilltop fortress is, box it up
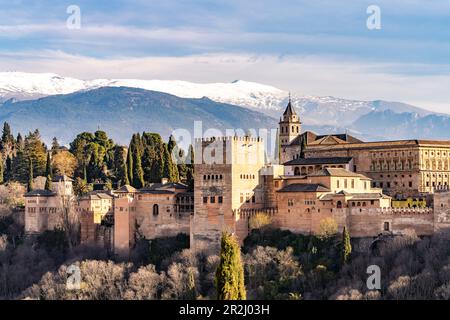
[24,100,450,255]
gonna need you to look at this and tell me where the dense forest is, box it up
[0,122,194,194]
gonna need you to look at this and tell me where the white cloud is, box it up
[0,50,449,114]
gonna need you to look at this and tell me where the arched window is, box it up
[294,167,300,176]
[337,201,342,208]
[153,204,159,216]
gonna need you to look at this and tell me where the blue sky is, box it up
[1,0,450,112]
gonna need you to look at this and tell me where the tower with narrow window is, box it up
[191,136,266,253]
[279,97,301,146]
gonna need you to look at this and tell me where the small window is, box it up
[384,222,390,231]
[218,196,223,203]
[252,195,255,203]
[153,204,159,216]
[210,196,215,203]
[203,197,208,204]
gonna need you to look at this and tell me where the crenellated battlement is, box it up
[348,207,433,215]
[233,207,278,218]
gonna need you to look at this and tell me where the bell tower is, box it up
[279,95,301,146]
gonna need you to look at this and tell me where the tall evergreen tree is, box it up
[83,164,88,182]
[163,143,179,182]
[126,145,133,185]
[132,145,145,188]
[299,136,306,159]
[24,130,47,177]
[45,152,52,177]
[342,227,352,264]
[215,232,246,300]
[27,158,33,192]
[16,133,24,150]
[0,157,4,184]
[4,156,11,182]
[113,146,128,186]
[167,135,176,155]
[12,149,27,182]
[45,174,52,191]
[1,122,14,147]
[186,144,195,190]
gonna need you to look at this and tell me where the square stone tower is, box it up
[191,136,266,253]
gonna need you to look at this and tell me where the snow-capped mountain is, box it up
[0,71,444,131]
[0,72,286,110]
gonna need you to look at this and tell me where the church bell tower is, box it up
[279,95,301,146]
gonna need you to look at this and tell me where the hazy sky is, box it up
[1,0,450,112]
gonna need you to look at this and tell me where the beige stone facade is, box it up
[113,182,193,257]
[279,102,450,198]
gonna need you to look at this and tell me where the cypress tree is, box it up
[0,157,3,184]
[1,122,14,146]
[215,232,246,300]
[45,174,52,191]
[45,152,52,177]
[132,146,144,188]
[126,145,133,185]
[186,144,194,190]
[83,164,87,182]
[299,136,307,159]
[342,227,352,264]
[123,162,130,186]
[163,143,179,182]
[167,135,176,155]
[186,269,197,300]
[27,158,33,192]
[5,155,12,181]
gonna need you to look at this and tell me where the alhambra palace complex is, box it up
[24,101,450,255]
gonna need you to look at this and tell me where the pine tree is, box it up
[27,158,33,192]
[342,227,352,264]
[45,174,52,191]
[45,152,52,177]
[215,232,246,300]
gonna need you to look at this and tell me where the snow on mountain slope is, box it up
[0,72,286,110]
[0,72,438,127]
[0,72,88,98]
